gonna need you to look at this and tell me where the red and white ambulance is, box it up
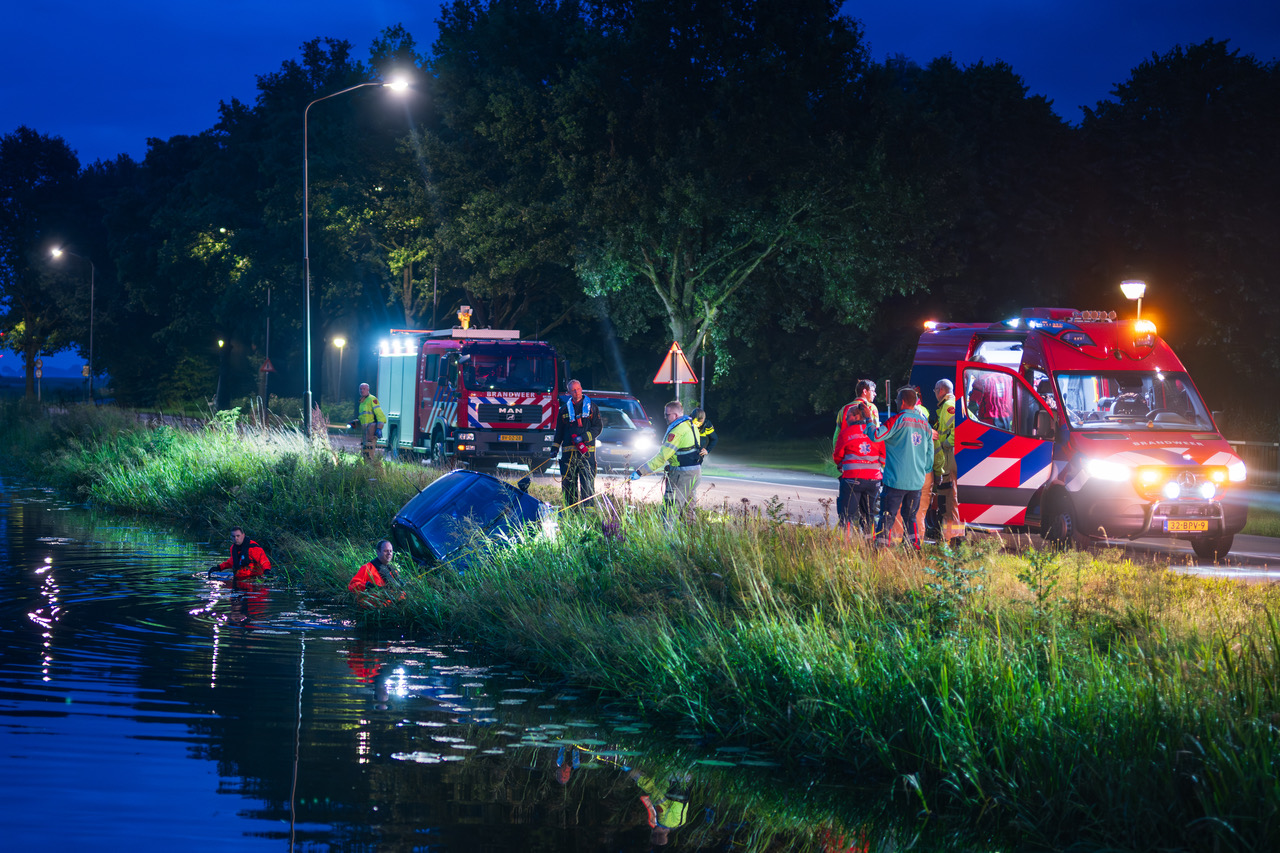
[907,307,1247,559]
[376,318,562,468]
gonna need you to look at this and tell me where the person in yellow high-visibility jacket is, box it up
[933,379,964,544]
[348,382,386,465]
[630,400,702,519]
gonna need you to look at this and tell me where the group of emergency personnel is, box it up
[832,378,964,548]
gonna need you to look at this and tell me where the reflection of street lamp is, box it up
[1121,279,1146,320]
[303,76,410,435]
[51,247,95,400]
[333,337,346,398]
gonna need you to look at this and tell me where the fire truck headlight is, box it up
[1229,461,1247,482]
[1086,458,1131,482]
[1198,482,1216,501]
[458,432,475,441]
[1162,481,1182,500]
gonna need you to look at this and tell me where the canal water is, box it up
[1,479,925,852]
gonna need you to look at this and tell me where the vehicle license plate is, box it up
[499,434,522,442]
[1166,520,1209,532]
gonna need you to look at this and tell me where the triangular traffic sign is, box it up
[652,342,698,385]
[259,358,276,373]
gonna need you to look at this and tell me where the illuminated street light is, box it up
[50,247,95,401]
[1121,279,1146,320]
[303,75,410,436]
[333,336,346,398]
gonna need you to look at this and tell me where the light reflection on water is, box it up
[2,480,869,851]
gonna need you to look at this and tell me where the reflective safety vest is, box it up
[934,392,957,478]
[643,416,700,473]
[833,423,884,480]
[357,394,386,426]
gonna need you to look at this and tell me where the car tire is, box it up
[1191,535,1233,563]
[1042,495,1092,549]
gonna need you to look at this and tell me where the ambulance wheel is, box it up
[1191,535,1233,563]
[1043,497,1091,549]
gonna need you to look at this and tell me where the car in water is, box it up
[390,469,556,569]
[556,390,659,473]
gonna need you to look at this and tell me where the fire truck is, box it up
[375,311,562,468]
[907,307,1247,560]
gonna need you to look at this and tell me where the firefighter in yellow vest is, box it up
[348,382,386,465]
[630,400,702,519]
[933,379,964,543]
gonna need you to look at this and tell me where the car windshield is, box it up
[463,351,556,392]
[598,405,638,430]
[1055,371,1213,430]
[598,397,647,423]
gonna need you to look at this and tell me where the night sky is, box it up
[7,1,1280,167]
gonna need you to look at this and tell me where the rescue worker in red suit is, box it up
[832,402,884,535]
[210,527,272,580]
[348,540,403,606]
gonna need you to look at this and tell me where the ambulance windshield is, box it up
[1055,371,1212,430]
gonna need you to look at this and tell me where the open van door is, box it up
[954,361,1057,528]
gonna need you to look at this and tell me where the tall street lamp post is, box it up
[303,77,408,436]
[333,336,346,400]
[51,247,95,400]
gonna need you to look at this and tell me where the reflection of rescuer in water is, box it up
[209,526,272,580]
[347,540,404,607]
[552,380,603,510]
[627,766,691,847]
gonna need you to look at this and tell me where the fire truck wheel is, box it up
[384,427,399,459]
[1191,535,1233,563]
[430,430,447,466]
[1043,496,1091,549]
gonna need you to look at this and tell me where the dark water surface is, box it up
[3,479,917,852]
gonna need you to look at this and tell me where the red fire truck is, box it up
[907,307,1247,560]
[375,319,562,468]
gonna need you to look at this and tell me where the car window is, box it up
[599,406,637,430]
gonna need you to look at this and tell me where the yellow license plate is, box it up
[499,435,522,442]
[1167,520,1209,532]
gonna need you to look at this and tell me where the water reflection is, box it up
[0,479,966,852]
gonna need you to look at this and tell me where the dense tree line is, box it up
[1,1,1277,436]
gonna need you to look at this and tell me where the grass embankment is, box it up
[5,402,1280,851]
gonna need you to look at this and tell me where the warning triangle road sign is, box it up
[259,358,276,373]
[652,342,698,385]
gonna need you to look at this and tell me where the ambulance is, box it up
[907,307,1247,559]
[375,310,563,469]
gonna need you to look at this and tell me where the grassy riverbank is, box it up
[4,402,1279,851]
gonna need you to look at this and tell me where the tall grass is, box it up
[4,401,1279,850]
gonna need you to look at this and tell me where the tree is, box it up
[0,127,80,398]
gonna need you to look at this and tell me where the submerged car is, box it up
[391,470,555,569]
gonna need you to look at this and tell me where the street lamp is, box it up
[51,247,95,400]
[1121,279,1146,320]
[303,75,410,436]
[333,336,346,398]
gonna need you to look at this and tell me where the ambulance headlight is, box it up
[1198,482,1216,501]
[1086,458,1131,482]
[1162,481,1182,500]
[1229,461,1247,482]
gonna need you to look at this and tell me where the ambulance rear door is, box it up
[954,361,1058,528]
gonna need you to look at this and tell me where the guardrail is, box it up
[1228,441,1279,489]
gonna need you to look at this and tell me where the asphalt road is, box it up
[335,434,1280,579]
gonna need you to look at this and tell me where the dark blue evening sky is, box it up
[5,1,1279,167]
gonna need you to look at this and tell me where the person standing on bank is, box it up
[691,407,717,459]
[348,383,386,465]
[872,387,933,548]
[835,379,880,448]
[631,400,702,519]
[209,526,272,580]
[832,402,884,535]
[552,380,603,510]
[933,378,964,544]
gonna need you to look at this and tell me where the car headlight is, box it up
[1229,461,1247,482]
[632,433,656,451]
[1085,457,1131,482]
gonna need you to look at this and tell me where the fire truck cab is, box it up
[376,323,561,469]
[908,307,1247,560]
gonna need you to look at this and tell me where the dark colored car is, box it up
[556,390,659,473]
[391,470,555,569]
